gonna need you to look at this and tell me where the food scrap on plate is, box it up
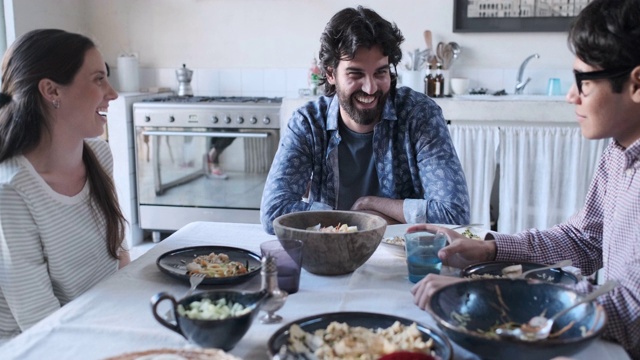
[186,252,249,278]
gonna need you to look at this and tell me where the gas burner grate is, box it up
[142,96,282,104]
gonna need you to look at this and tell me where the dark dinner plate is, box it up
[156,246,261,285]
[461,261,579,285]
[267,311,453,360]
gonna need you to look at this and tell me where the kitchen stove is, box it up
[134,96,282,129]
[132,95,283,239]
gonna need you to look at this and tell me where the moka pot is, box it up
[176,64,194,96]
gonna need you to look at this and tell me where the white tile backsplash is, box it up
[263,69,287,97]
[195,69,221,96]
[116,66,574,99]
[241,69,265,96]
[285,68,309,98]
[219,69,242,96]
[449,67,573,96]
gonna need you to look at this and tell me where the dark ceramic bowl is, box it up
[150,290,265,351]
[461,261,579,285]
[267,312,453,360]
[272,210,387,275]
[427,279,606,360]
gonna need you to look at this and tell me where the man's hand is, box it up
[411,274,467,310]
[406,224,496,269]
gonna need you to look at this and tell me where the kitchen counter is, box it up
[434,96,574,124]
[281,94,575,126]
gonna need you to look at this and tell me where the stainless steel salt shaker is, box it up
[259,255,288,324]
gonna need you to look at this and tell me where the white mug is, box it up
[450,78,470,96]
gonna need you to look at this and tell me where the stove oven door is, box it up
[134,126,278,226]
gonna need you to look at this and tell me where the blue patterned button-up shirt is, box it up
[260,87,470,234]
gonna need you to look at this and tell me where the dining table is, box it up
[0,221,631,360]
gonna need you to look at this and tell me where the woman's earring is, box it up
[52,100,60,109]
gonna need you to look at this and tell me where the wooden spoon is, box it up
[423,30,436,66]
[423,30,432,50]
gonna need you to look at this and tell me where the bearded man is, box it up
[260,6,470,234]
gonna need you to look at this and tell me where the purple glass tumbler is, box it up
[259,239,303,294]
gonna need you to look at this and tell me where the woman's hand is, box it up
[118,249,131,269]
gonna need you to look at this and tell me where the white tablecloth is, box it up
[0,222,630,360]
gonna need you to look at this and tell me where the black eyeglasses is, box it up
[573,67,634,95]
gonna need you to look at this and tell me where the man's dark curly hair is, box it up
[568,0,640,93]
[318,6,404,96]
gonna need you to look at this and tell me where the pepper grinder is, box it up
[259,255,288,324]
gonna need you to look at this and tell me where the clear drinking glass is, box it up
[260,239,303,294]
[547,78,562,96]
[404,231,448,283]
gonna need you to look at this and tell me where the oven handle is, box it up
[141,130,269,138]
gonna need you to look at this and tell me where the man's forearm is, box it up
[351,196,406,223]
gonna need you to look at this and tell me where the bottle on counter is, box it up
[424,64,433,96]
[434,63,445,98]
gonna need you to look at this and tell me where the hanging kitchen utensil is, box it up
[449,42,461,60]
[423,30,433,51]
[442,44,454,70]
[423,30,436,67]
[436,42,445,66]
[405,51,413,69]
[416,49,429,70]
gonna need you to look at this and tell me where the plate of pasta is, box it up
[156,246,262,285]
[267,312,453,360]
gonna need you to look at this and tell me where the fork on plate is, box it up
[183,273,206,298]
[164,273,206,321]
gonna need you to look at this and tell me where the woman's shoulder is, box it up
[0,156,27,186]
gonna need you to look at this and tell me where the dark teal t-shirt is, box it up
[337,120,380,210]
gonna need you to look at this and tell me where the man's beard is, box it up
[337,88,388,126]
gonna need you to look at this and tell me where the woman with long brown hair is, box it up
[0,29,127,343]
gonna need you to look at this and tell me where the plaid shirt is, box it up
[494,139,640,358]
[260,87,470,234]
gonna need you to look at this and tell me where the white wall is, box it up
[9,0,577,97]
[10,0,87,39]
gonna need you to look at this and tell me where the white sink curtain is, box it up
[448,125,500,228]
[497,126,609,233]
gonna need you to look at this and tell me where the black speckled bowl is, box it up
[428,279,606,360]
[268,312,453,360]
[461,261,579,285]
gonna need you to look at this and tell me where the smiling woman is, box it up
[0,29,126,344]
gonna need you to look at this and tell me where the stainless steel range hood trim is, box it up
[138,205,260,231]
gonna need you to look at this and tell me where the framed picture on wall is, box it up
[453,0,593,33]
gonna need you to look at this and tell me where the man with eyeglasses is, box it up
[410,0,640,357]
[260,6,470,234]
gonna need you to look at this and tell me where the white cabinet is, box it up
[107,92,171,248]
[438,98,608,233]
